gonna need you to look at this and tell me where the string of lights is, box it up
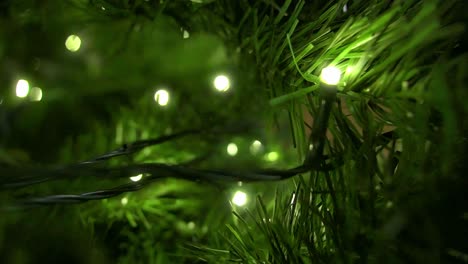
[1,66,364,209]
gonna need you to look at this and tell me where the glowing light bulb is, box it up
[232,191,247,206]
[214,75,230,92]
[265,151,279,162]
[249,140,263,154]
[65,35,81,52]
[187,221,195,230]
[183,30,190,39]
[227,143,238,156]
[121,197,128,206]
[320,66,342,85]
[154,89,169,106]
[30,87,42,101]
[130,174,143,182]
[15,79,30,98]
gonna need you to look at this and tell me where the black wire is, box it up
[79,128,201,164]
[305,84,337,167]
[5,163,338,210]
[1,86,342,208]
[0,129,202,190]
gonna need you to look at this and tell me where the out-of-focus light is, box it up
[121,197,128,206]
[265,151,279,162]
[402,81,409,90]
[16,79,30,98]
[65,35,81,52]
[386,201,393,208]
[183,30,190,39]
[320,66,342,85]
[343,4,348,13]
[154,89,170,106]
[130,174,143,182]
[249,140,263,154]
[232,191,247,206]
[30,87,42,101]
[214,75,230,92]
[227,143,238,156]
[187,221,195,230]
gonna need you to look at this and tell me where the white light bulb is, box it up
[320,66,342,85]
[265,151,279,162]
[16,79,30,98]
[130,174,143,182]
[214,75,230,92]
[187,221,195,230]
[154,89,170,106]
[227,143,238,156]
[232,191,247,206]
[30,87,42,101]
[249,140,263,154]
[65,35,81,52]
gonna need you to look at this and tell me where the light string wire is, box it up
[1,87,393,209]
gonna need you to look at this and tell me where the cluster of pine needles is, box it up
[185,0,468,263]
[1,0,467,263]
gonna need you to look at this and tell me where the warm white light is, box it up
[265,151,279,162]
[249,140,263,154]
[30,87,42,101]
[214,75,230,92]
[16,79,30,98]
[232,191,247,206]
[65,35,81,52]
[187,221,195,230]
[227,143,238,156]
[130,174,143,182]
[121,197,128,206]
[320,66,342,85]
[154,89,170,106]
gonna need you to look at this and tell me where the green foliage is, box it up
[1,0,467,263]
[184,0,468,263]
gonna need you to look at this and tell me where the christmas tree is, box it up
[1,0,467,263]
